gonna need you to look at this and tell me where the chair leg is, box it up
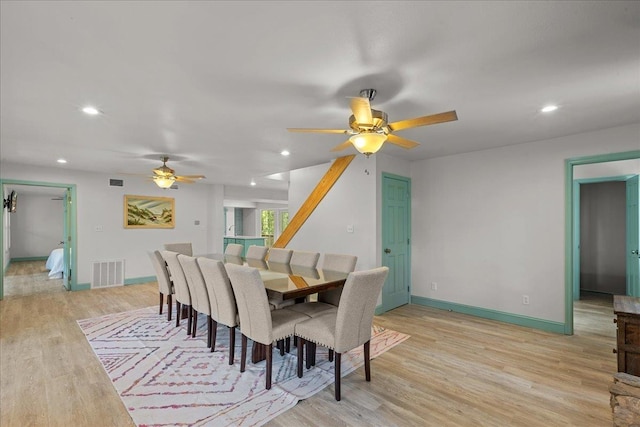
[210,318,218,352]
[266,343,273,390]
[335,352,341,401]
[278,340,285,356]
[207,316,214,348]
[159,293,164,315]
[285,337,291,353]
[328,349,334,362]
[187,306,193,336]
[175,301,181,327]
[167,295,172,321]
[228,326,235,365]
[364,340,371,381]
[297,337,305,378]
[305,341,312,370]
[191,309,198,338]
[240,334,247,373]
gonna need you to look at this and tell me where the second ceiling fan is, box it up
[287,89,458,156]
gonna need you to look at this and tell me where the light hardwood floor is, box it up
[0,281,617,426]
[3,260,65,297]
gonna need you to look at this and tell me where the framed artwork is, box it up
[124,195,175,229]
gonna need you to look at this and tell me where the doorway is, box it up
[565,151,640,334]
[0,179,77,299]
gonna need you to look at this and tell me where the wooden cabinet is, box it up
[223,236,265,257]
[614,295,640,376]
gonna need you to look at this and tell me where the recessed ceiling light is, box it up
[82,106,100,115]
[57,158,67,164]
[250,180,256,186]
[281,150,290,156]
[541,105,558,113]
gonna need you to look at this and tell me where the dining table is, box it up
[201,253,349,362]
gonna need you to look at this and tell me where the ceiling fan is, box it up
[287,89,458,156]
[149,156,206,188]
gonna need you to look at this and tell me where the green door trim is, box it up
[573,174,636,301]
[0,179,78,299]
[564,150,640,334]
[381,172,411,313]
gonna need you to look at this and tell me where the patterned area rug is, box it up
[77,306,410,426]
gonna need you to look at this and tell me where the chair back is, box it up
[163,242,193,256]
[318,253,358,306]
[334,267,389,353]
[224,243,244,257]
[148,250,172,295]
[198,257,238,327]
[321,253,358,273]
[161,251,191,305]
[225,263,273,345]
[178,254,210,316]
[290,250,320,269]
[245,245,268,260]
[267,248,293,264]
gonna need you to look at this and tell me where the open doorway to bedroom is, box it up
[0,180,77,300]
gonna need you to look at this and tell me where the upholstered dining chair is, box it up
[245,245,268,261]
[224,243,244,257]
[161,250,193,335]
[266,248,293,264]
[178,255,213,345]
[289,250,320,269]
[317,253,358,306]
[294,266,389,401]
[224,263,310,390]
[148,250,174,321]
[197,257,238,364]
[163,242,193,256]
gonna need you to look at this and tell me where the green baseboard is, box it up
[125,276,156,285]
[411,296,567,335]
[74,283,91,291]
[11,256,49,262]
[374,305,385,316]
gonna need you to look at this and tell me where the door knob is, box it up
[384,248,391,254]
[632,250,639,255]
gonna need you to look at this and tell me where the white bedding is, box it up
[46,248,64,279]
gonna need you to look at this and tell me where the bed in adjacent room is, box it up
[46,248,64,279]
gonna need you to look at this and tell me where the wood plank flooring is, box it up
[0,281,618,426]
[3,260,65,297]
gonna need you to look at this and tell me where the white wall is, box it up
[10,193,64,258]
[1,163,225,285]
[411,123,640,323]
[288,155,378,270]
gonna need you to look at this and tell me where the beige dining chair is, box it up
[266,248,293,264]
[148,250,174,321]
[318,253,358,306]
[163,242,193,256]
[161,250,193,335]
[295,266,389,401]
[289,250,320,269]
[224,243,244,257]
[178,254,213,345]
[225,263,310,390]
[245,245,268,261]
[197,257,238,364]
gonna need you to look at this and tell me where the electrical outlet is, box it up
[431,282,437,291]
[522,295,530,305]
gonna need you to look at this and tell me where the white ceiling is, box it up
[1,1,639,192]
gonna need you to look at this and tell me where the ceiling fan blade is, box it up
[387,110,458,132]
[175,176,196,183]
[386,134,420,149]
[349,97,373,127]
[330,139,354,152]
[287,128,347,134]
[178,174,206,180]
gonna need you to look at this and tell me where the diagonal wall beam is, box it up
[273,155,356,249]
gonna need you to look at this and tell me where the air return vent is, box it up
[91,259,125,288]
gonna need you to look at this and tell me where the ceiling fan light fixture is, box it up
[349,132,387,157]
[154,176,176,189]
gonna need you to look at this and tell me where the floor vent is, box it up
[91,259,125,288]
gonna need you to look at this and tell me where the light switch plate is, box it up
[347,224,354,233]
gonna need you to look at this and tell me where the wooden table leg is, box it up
[252,341,267,363]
